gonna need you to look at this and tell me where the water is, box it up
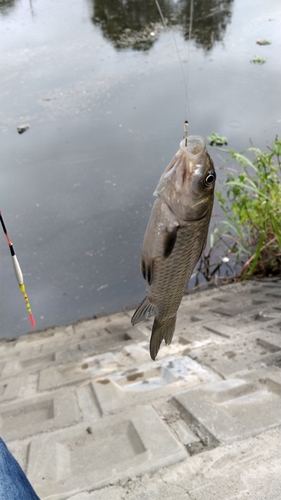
[0,0,280,339]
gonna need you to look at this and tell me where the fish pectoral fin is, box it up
[131,297,156,325]
[141,256,154,285]
[150,316,176,360]
[163,225,178,258]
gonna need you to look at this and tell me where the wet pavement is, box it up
[0,280,280,499]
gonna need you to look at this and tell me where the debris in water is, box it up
[207,133,228,146]
[17,124,30,134]
[256,39,271,45]
[251,56,266,64]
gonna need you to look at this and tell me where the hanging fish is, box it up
[131,133,216,360]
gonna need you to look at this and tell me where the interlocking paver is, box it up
[188,330,281,377]
[56,427,281,500]
[91,355,218,414]
[0,387,80,441]
[27,405,187,499]
[38,352,121,391]
[173,375,281,443]
[0,280,280,499]
[0,373,38,403]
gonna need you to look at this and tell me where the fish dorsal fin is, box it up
[131,297,156,325]
[163,226,178,258]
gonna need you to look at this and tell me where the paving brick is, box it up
[161,427,281,500]
[27,405,187,499]
[120,344,151,363]
[0,387,80,441]
[241,367,281,394]
[63,324,148,358]
[257,350,281,369]
[91,355,218,414]
[170,419,201,446]
[78,338,100,354]
[76,383,103,421]
[0,280,280,500]
[0,360,5,377]
[54,344,84,364]
[40,332,84,353]
[38,352,120,391]
[6,439,31,475]
[0,342,15,358]
[73,320,101,337]
[80,311,132,333]
[0,379,18,402]
[173,376,281,444]
[0,373,37,403]
[179,282,281,329]
[60,427,281,500]
[17,345,44,359]
[14,325,72,350]
[1,351,58,378]
[188,330,281,377]
[177,321,238,342]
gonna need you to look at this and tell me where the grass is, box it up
[192,136,281,288]
[215,136,281,279]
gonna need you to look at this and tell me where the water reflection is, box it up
[91,0,163,51]
[182,0,233,50]
[0,0,18,15]
[90,0,233,51]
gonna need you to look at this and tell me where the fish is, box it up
[131,134,216,360]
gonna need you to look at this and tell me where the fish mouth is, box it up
[180,135,206,158]
[155,135,208,197]
[180,135,207,176]
[163,136,206,180]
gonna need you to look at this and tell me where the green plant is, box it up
[251,56,266,64]
[216,137,281,279]
[207,133,228,146]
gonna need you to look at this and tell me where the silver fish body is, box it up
[132,135,216,360]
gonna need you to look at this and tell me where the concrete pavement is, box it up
[0,279,280,499]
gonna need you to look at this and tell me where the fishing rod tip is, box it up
[29,313,36,328]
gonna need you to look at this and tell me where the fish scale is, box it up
[151,219,211,319]
[132,135,216,360]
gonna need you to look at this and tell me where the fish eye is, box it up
[204,170,216,186]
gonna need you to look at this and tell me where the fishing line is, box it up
[188,0,194,63]
[154,0,194,133]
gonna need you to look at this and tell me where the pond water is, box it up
[0,0,280,339]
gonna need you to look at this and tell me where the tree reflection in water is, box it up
[89,0,234,52]
[0,0,19,16]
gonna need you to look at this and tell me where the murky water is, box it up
[0,0,280,338]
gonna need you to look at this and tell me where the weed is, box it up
[215,137,281,279]
[207,133,228,146]
[251,56,266,64]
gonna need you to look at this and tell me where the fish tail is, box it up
[131,297,155,325]
[150,316,176,360]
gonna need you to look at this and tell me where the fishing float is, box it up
[0,211,35,328]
